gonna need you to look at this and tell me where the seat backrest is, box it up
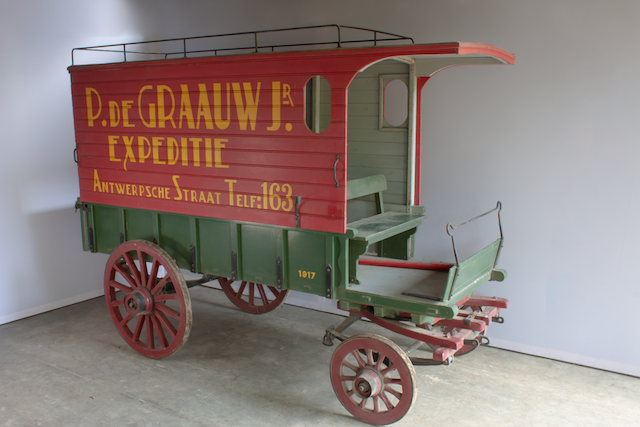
[346,175,387,201]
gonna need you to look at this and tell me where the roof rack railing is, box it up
[71,24,414,66]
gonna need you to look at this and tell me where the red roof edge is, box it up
[457,42,516,65]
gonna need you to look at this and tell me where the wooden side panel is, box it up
[347,59,409,222]
[70,42,515,234]
[71,54,351,234]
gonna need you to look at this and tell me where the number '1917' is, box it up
[298,270,316,279]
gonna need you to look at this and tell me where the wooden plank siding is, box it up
[69,43,515,234]
[347,59,410,222]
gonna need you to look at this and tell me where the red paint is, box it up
[350,308,470,350]
[466,296,509,309]
[414,77,430,207]
[70,42,515,234]
[358,257,453,271]
[435,317,486,332]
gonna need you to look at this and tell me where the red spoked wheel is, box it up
[104,240,192,359]
[218,278,290,314]
[330,334,417,425]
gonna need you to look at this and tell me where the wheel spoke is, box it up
[111,300,124,307]
[133,315,146,342]
[147,259,160,289]
[150,275,170,295]
[112,264,137,289]
[109,280,133,294]
[373,396,381,413]
[374,353,385,370]
[342,359,359,373]
[150,313,168,349]
[154,294,178,302]
[380,364,397,377]
[155,303,181,320]
[154,311,177,338]
[366,349,375,366]
[340,375,356,382]
[248,283,255,306]
[236,281,247,298]
[267,286,280,297]
[384,385,403,401]
[358,398,367,409]
[119,314,133,327]
[146,315,155,350]
[351,350,365,368]
[137,250,148,288]
[379,392,395,410]
[123,252,142,288]
[257,284,269,306]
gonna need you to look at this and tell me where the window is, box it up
[305,75,331,133]
[379,75,409,129]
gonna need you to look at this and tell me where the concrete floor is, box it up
[1,286,639,427]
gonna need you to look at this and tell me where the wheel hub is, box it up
[124,287,154,316]
[354,367,384,398]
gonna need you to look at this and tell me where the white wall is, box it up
[1,0,638,376]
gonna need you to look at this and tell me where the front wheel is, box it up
[104,240,192,359]
[330,334,417,425]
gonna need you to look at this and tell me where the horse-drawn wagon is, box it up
[70,25,513,424]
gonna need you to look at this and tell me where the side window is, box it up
[379,74,409,129]
[305,75,331,133]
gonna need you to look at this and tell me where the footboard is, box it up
[442,201,506,304]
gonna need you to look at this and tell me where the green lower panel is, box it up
[125,209,156,242]
[198,219,233,277]
[158,214,191,269]
[240,225,278,286]
[287,230,326,295]
[94,205,121,254]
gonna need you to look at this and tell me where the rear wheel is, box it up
[104,240,192,359]
[218,278,290,314]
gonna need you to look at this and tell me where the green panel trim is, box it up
[491,268,507,282]
[286,229,326,295]
[278,229,288,289]
[374,307,397,318]
[348,166,408,183]
[346,175,387,200]
[338,301,365,312]
[189,217,198,273]
[348,141,407,156]
[336,286,458,319]
[348,212,423,244]
[348,239,368,284]
[198,219,233,278]
[325,234,335,298]
[447,239,502,303]
[381,228,416,260]
[93,205,121,254]
[230,222,241,280]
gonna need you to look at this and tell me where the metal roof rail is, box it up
[71,24,414,66]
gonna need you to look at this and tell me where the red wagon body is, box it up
[70,26,514,425]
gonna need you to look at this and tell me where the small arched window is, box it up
[379,75,409,129]
[305,75,331,133]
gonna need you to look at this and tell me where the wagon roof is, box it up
[69,24,515,80]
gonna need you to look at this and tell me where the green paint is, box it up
[80,201,502,324]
